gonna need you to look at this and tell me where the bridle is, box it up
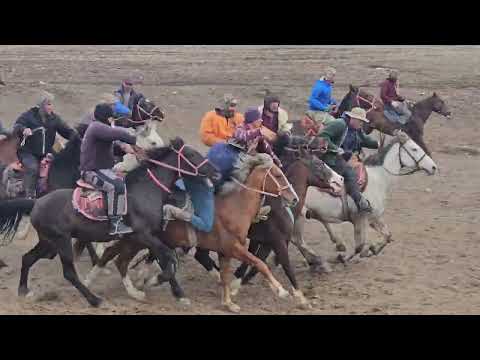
[356,94,378,114]
[231,164,296,200]
[145,144,210,194]
[383,141,428,176]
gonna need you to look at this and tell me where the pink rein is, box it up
[145,144,210,194]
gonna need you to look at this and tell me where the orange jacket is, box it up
[199,110,244,147]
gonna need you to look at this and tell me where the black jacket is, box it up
[13,107,75,158]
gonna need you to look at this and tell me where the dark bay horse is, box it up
[338,85,451,156]
[84,153,301,312]
[0,138,219,307]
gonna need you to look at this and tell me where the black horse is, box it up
[0,137,219,307]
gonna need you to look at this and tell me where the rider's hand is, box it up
[121,144,135,154]
[337,148,345,156]
[23,128,33,136]
[132,145,148,161]
[397,96,405,102]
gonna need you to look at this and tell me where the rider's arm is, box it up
[359,132,379,149]
[200,112,226,146]
[277,109,292,135]
[12,113,29,137]
[318,121,346,153]
[233,124,262,143]
[55,116,77,140]
[91,122,137,145]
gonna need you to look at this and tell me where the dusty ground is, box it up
[0,45,479,315]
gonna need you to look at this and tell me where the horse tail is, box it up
[0,198,35,245]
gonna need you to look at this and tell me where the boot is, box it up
[356,195,373,214]
[163,204,193,222]
[109,216,133,236]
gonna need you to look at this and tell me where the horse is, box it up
[0,137,220,307]
[291,131,438,266]
[338,85,451,156]
[84,152,300,312]
[218,136,344,306]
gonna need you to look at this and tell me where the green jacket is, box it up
[318,118,378,166]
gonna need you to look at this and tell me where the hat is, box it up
[94,103,114,122]
[99,93,118,105]
[325,67,337,80]
[244,107,262,124]
[37,91,55,107]
[345,107,369,123]
[221,93,238,108]
[389,70,398,80]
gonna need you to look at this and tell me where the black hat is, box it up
[94,103,114,123]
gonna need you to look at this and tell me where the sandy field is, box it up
[0,45,479,314]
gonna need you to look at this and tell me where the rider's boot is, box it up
[163,204,193,222]
[109,216,134,236]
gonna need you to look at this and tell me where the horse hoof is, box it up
[225,302,241,313]
[18,286,31,298]
[336,243,347,252]
[89,297,103,308]
[129,290,147,302]
[360,248,371,258]
[178,298,191,306]
[311,262,333,274]
[230,278,242,297]
[278,287,290,299]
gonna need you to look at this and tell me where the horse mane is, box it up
[53,133,82,166]
[218,153,274,196]
[363,138,400,167]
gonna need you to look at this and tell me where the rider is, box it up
[13,91,76,199]
[80,103,139,236]
[230,107,282,167]
[199,94,245,147]
[78,93,132,137]
[258,93,292,143]
[114,72,144,110]
[380,70,412,125]
[308,66,338,124]
[340,108,379,162]
[318,107,378,214]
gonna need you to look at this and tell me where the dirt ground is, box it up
[0,45,479,315]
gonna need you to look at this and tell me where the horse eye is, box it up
[412,148,418,152]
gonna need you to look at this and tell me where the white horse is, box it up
[291,130,438,265]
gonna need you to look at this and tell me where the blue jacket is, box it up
[308,79,337,111]
[113,101,131,117]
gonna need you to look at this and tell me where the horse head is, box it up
[336,84,360,117]
[132,96,166,124]
[430,92,451,119]
[392,130,438,175]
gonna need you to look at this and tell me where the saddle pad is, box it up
[72,187,108,222]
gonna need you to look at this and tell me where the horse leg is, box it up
[231,241,271,297]
[291,213,323,266]
[352,216,369,259]
[369,216,393,256]
[18,236,57,298]
[219,254,240,313]
[321,221,346,252]
[194,247,221,283]
[72,238,86,262]
[231,243,289,299]
[84,240,123,287]
[113,242,147,302]
[139,232,177,283]
[272,239,311,309]
[56,236,103,307]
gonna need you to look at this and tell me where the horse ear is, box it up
[433,92,437,97]
[170,137,184,149]
[349,84,354,91]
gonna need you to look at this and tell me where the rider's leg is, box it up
[18,152,39,199]
[332,157,372,213]
[83,169,132,235]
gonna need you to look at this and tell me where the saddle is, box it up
[72,179,127,222]
[316,156,368,197]
[2,155,53,198]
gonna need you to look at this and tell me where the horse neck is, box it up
[412,97,434,124]
[285,161,309,216]
[363,143,405,208]
[238,167,270,219]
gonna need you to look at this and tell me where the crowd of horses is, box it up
[0,85,450,312]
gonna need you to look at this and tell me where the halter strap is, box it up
[357,94,378,114]
[231,165,293,199]
[383,142,427,176]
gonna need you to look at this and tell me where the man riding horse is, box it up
[199,94,245,147]
[114,72,145,111]
[258,93,292,143]
[318,107,378,214]
[80,104,141,236]
[380,70,412,125]
[12,91,77,199]
[308,67,338,124]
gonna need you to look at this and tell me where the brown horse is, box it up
[0,133,19,167]
[338,85,451,156]
[85,153,300,312]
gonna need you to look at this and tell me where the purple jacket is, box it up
[80,121,136,171]
[233,124,280,164]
